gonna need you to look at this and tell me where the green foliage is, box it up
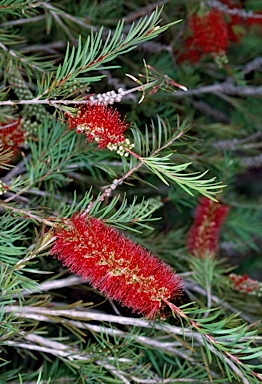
[224,204,262,252]
[143,155,223,199]
[38,8,180,99]
[0,1,262,383]
[26,120,83,186]
[0,0,40,16]
[245,0,262,11]
[90,194,162,232]
[130,116,189,158]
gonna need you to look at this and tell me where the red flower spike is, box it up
[188,10,229,54]
[50,214,183,318]
[229,273,262,296]
[0,119,24,157]
[187,197,229,258]
[67,103,133,156]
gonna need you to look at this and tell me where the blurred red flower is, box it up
[188,10,229,54]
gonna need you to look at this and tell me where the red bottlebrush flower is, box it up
[229,273,262,296]
[66,103,133,156]
[50,214,183,318]
[187,197,229,258]
[188,10,229,54]
[0,119,24,157]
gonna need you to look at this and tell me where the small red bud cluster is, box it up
[229,273,262,296]
[187,197,229,258]
[0,119,25,158]
[50,214,183,318]
[67,103,134,156]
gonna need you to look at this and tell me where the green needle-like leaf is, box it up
[142,155,224,200]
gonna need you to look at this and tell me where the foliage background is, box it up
[0,1,262,383]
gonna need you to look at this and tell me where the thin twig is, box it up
[41,2,95,31]
[241,154,262,168]
[207,0,262,19]
[84,129,184,214]
[213,132,262,151]
[0,15,45,27]
[242,57,262,75]
[0,202,56,227]
[184,280,256,323]
[108,0,170,24]
[5,305,194,337]
[172,82,262,98]
[24,275,82,294]
[192,100,230,123]
[204,341,251,384]
[2,155,29,183]
[0,81,157,107]
[165,302,262,384]
[0,42,46,72]
[6,334,132,384]
[7,309,194,361]
[6,305,260,382]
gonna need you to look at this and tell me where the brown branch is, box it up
[5,305,194,337]
[172,82,262,98]
[207,0,262,19]
[84,129,184,214]
[6,334,132,384]
[0,202,57,227]
[242,57,262,75]
[192,100,230,123]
